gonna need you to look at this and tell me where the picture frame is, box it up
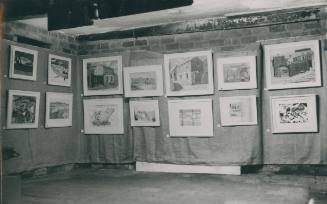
[48,54,72,87]
[45,92,73,128]
[123,65,163,97]
[83,56,123,96]
[83,98,124,134]
[9,45,38,81]
[129,100,160,126]
[7,90,40,129]
[264,40,321,90]
[270,94,318,133]
[168,99,213,137]
[219,95,257,126]
[164,50,214,96]
[217,55,257,90]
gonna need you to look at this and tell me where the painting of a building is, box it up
[87,63,118,90]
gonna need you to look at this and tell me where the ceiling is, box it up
[13,0,327,37]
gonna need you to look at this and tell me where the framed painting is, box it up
[45,92,73,128]
[123,65,163,97]
[129,100,160,126]
[83,56,123,96]
[219,95,257,126]
[83,98,124,134]
[217,55,257,90]
[168,99,213,137]
[264,40,321,90]
[270,94,317,133]
[9,45,38,81]
[48,54,72,87]
[164,50,214,96]
[7,90,40,129]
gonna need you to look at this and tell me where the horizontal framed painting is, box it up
[270,94,317,133]
[83,98,124,134]
[7,90,40,129]
[219,95,257,126]
[168,99,213,137]
[45,92,73,128]
[83,56,123,96]
[164,50,214,96]
[129,100,160,126]
[48,54,72,87]
[264,40,321,90]
[217,55,257,90]
[10,45,38,81]
[124,65,163,97]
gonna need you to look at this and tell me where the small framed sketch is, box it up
[129,100,160,126]
[83,56,123,96]
[9,45,38,81]
[45,92,73,128]
[168,99,213,137]
[7,90,40,129]
[164,50,214,96]
[271,94,318,133]
[83,98,124,134]
[124,65,163,97]
[219,95,257,126]
[217,55,257,90]
[264,40,321,90]
[48,54,72,87]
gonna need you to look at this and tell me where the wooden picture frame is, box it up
[48,54,72,87]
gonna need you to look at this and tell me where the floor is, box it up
[21,168,327,204]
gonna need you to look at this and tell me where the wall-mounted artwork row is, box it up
[130,100,160,126]
[264,40,321,90]
[164,50,214,96]
[7,90,40,129]
[48,54,72,87]
[10,45,38,81]
[124,65,163,97]
[83,98,124,134]
[83,56,123,96]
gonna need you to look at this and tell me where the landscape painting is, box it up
[46,92,73,128]
[10,46,38,81]
[130,100,160,126]
[48,54,72,87]
[83,56,123,96]
[164,51,213,96]
[264,40,321,90]
[83,98,124,134]
[7,90,40,129]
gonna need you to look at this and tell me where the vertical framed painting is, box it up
[48,54,72,87]
[264,40,321,90]
[83,56,123,96]
[129,100,160,126]
[219,95,257,126]
[9,45,38,81]
[45,92,73,128]
[164,50,214,96]
[168,99,213,137]
[217,55,257,90]
[83,98,124,134]
[123,65,163,97]
[7,90,40,129]
[270,94,317,133]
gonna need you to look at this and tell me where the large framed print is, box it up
[83,98,124,134]
[124,65,163,97]
[45,92,73,128]
[168,99,213,137]
[264,40,321,90]
[130,100,160,126]
[219,95,257,126]
[83,56,123,96]
[270,94,317,133]
[9,45,38,81]
[48,54,72,87]
[217,55,257,90]
[164,50,214,96]
[7,90,40,129]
